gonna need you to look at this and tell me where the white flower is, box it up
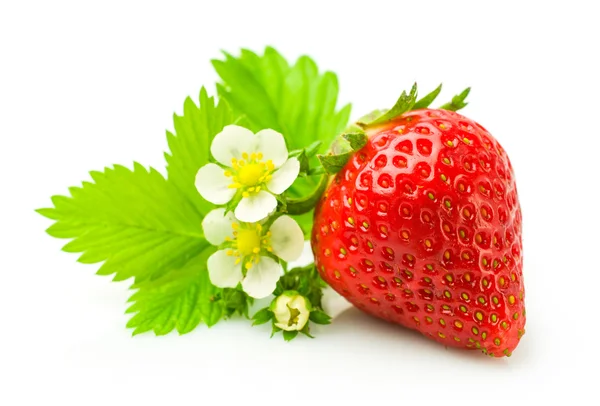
[271,291,311,331]
[195,125,300,223]
[287,240,316,269]
[202,209,305,299]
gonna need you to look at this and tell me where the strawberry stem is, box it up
[286,174,329,215]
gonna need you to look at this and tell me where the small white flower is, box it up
[271,291,311,331]
[202,209,305,298]
[195,125,300,223]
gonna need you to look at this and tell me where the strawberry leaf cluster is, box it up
[38,48,349,336]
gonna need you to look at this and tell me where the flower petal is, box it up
[269,215,305,262]
[273,294,310,331]
[207,250,243,288]
[241,256,282,298]
[195,163,236,204]
[271,294,293,326]
[210,125,256,166]
[234,190,277,223]
[321,286,353,319]
[286,240,313,269]
[288,296,310,330]
[255,129,288,167]
[201,208,237,246]
[266,158,300,194]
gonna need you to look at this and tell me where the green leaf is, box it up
[37,163,207,283]
[283,330,299,342]
[440,87,471,112]
[126,250,223,335]
[309,310,332,325]
[317,152,352,174]
[364,83,418,126]
[213,47,351,153]
[413,84,442,109]
[342,132,367,151]
[165,87,235,216]
[252,307,273,326]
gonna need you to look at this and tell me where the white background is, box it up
[1,1,598,404]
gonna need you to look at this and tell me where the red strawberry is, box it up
[312,108,525,357]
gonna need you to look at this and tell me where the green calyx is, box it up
[359,83,471,129]
[360,83,418,127]
[343,132,368,150]
[439,87,471,112]
[314,83,471,175]
[316,132,367,175]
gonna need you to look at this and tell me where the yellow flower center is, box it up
[225,152,275,197]
[236,229,261,256]
[237,163,265,186]
[226,222,273,270]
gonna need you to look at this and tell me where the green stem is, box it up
[285,174,329,215]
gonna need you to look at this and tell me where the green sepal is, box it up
[290,140,323,158]
[222,288,252,318]
[349,110,385,131]
[440,87,471,111]
[224,192,243,215]
[361,83,417,127]
[317,152,352,175]
[314,126,368,175]
[252,307,273,326]
[289,140,322,176]
[283,330,299,342]
[301,324,314,338]
[271,323,282,338]
[309,310,332,325]
[413,84,442,109]
[302,140,323,158]
[342,132,367,151]
[295,149,310,175]
[276,265,324,309]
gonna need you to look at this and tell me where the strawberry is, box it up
[312,107,525,357]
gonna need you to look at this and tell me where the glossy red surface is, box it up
[312,109,525,357]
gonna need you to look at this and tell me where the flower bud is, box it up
[270,291,311,331]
